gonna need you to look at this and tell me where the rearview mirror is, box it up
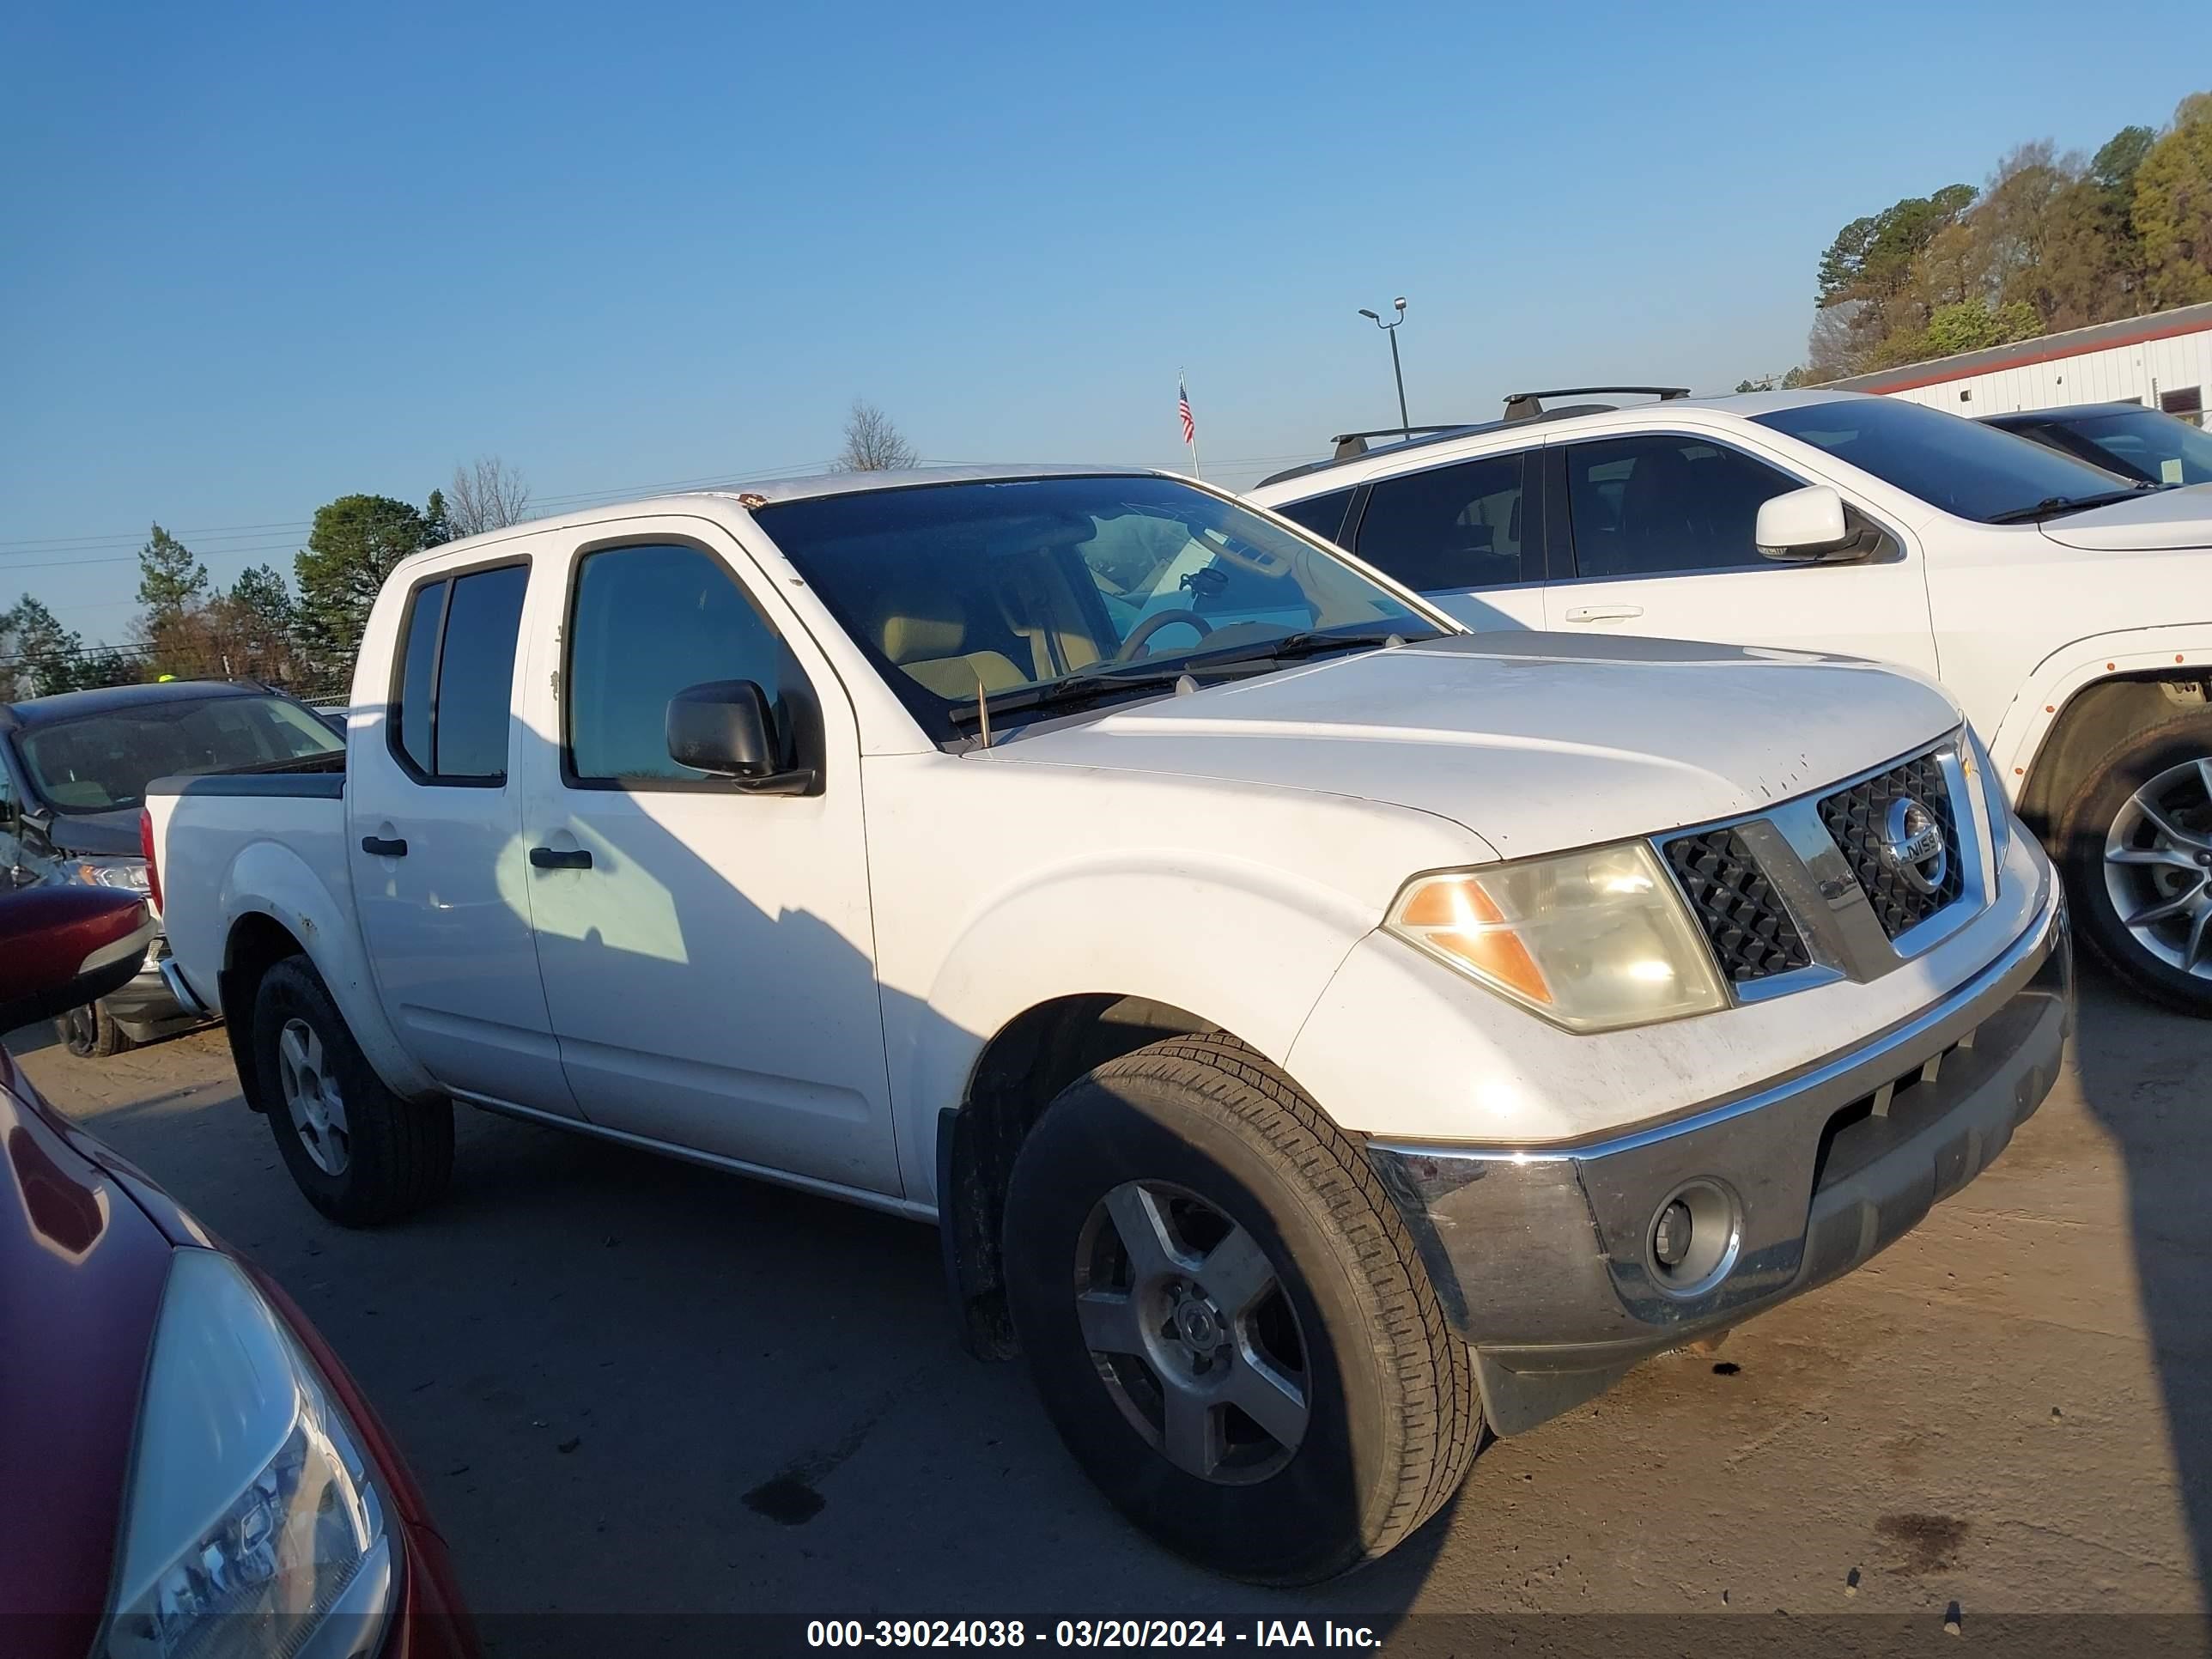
[665,681,818,796]
[1755,484,1873,563]
[0,885,155,1031]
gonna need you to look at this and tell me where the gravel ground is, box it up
[12,971,2210,1650]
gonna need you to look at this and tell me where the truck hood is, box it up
[984,633,1960,855]
[2039,483,2212,551]
[41,807,144,860]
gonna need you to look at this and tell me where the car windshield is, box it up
[2048,407,2212,487]
[1755,397,2152,524]
[17,694,344,814]
[755,474,1444,738]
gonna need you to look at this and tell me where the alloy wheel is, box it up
[2104,756,2212,976]
[276,1017,351,1176]
[1074,1180,1310,1484]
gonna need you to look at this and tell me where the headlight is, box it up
[1963,727,2012,876]
[1386,842,1728,1033]
[98,1250,394,1659]
[70,857,153,898]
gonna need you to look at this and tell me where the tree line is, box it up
[0,457,532,702]
[1745,89,2212,389]
[1,396,920,706]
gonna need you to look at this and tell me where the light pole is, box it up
[1358,296,1410,439]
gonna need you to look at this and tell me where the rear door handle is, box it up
[360,836,408,858]
[1562,604,1644,623]
[529,846,593,871]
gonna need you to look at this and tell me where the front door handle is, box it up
[1562,604,1644,623]
[360,836,409,858]
[529,846,593,871]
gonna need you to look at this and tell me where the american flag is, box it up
[1177,377,1195,445]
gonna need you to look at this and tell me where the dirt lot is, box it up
[13,974,2212,1645]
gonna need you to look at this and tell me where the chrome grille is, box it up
[1663,827,1813,984]
[1817,752,1965,940]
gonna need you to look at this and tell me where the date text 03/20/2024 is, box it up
[805,1620,1381,1648]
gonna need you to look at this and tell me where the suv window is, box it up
[566,542,808,785]
[390,563,529,782]
[1353,455,1528,591]
[1565,435,1800,578]
[1754,398,2125,523]
[1271,488,1356,544]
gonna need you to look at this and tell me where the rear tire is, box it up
[57,1002,134,1059]
[2058,711,2212,1016]
[252,956,453,1224]
[1001,1033,1480,1583]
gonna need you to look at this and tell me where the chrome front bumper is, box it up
[1366,884,2072,1434]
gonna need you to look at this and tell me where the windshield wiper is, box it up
[1986,485,2166,524]
[945,630,1429,734]
[1192,627,1428,670]
[945,665,1216,730]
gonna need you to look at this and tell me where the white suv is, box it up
[1250,388,2212,1013]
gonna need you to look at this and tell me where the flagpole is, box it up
[1181,366,1201,479]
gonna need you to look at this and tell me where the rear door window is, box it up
[1352,454,1528,591]
[389,563,529,783]
[1270,488,1356,544]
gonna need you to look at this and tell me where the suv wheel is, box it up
[1001,1034,1480,1583]
[252,955,455,1224]
[2060,710,2212,1014]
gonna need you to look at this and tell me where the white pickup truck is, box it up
[1250,388,2212,1013]
[149,466,2070,1583]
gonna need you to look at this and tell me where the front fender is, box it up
[890,851,1383,1205]
[1990,625,2212,796]
[221,839,437,1101]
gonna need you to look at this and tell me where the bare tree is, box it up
[445,455,533,539]
[836,400,919,472]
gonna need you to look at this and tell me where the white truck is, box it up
[149,466,2070,1583]
[1250,386,2212,1014]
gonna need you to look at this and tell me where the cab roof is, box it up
[0,678,271,731]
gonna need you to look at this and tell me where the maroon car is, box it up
[1,884,475,1659]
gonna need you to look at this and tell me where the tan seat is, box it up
[876,604,1028,701]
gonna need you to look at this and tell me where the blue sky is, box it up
[3,0,2206,639]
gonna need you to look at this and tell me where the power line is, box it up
[0,448,1334,560]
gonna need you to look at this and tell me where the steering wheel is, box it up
[1115,609,1213,663]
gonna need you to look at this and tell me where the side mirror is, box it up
[665,681,817,796]
[0,886,155,1031]
[1755,484,1875,563]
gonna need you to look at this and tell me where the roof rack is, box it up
[1328,424,1471,461]
[1502,386,1689,422]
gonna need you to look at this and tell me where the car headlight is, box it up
[1386,842,1728,1033]
[70,857,153,898]
[98,1249,394,1659]
[1964,727,2012,873]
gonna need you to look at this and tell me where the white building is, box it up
[1829,300,2212,425]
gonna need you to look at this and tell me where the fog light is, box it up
[1645,1180,1742,1297]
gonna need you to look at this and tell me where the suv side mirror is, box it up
[665,681,818,796]
[0,886,155,1031]
[1755,484,1879,563]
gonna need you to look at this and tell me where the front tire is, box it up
[58,1001,134,1059]
[2059,711,2212,1015]
[1001,1034,1480,1583]
[252,956,454,1224]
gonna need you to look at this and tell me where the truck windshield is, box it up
[755,474,1443,736]
[17,694,343,813]
[1755,398,2154,524]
